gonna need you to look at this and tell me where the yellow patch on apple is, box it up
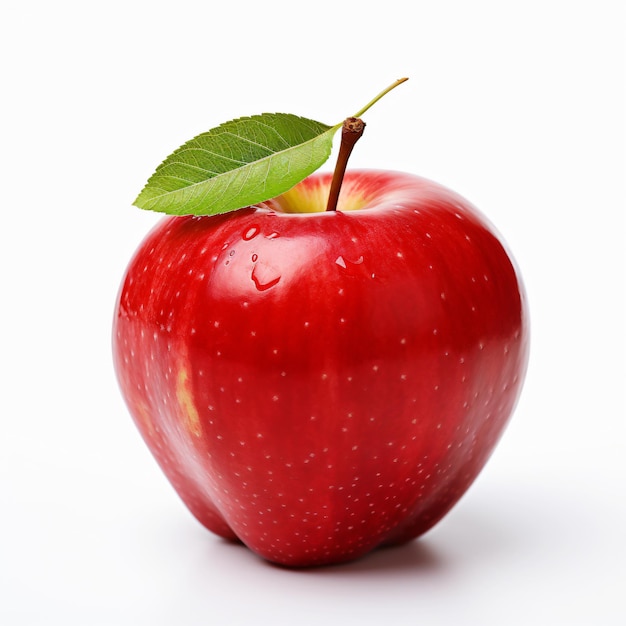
[176,368,202,437]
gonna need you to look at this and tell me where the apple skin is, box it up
[113,169,529,567]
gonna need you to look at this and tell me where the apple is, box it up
[113,168,529,567]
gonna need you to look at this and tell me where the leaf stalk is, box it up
[351,77,409,119]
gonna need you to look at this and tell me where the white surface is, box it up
[1,1,624,624]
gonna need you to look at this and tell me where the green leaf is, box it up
[133,114,340,216]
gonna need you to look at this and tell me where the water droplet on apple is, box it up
[266,232,280,240]
[335,255,364,269]
[251,262,281,291]
[251,254,258,262]
[243,226,260,241]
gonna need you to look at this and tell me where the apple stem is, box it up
[326,118,365,212]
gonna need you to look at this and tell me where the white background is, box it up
[1,1,624,624]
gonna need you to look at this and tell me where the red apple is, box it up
[113,169,529,567]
